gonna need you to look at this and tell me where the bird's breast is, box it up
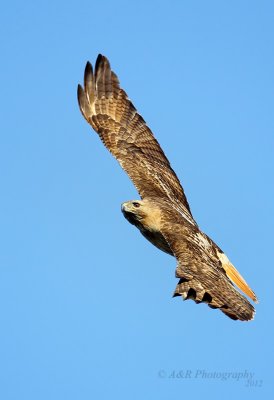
[139,226,173,256]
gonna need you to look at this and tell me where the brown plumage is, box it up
[77,54,258,321]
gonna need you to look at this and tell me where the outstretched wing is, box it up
[77,55,195,225]
[160,217,257,321]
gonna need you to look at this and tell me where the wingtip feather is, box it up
[77,83,84,106]
[95,54,104,74]
[84,61,93,82]
[95,54,111,74]
[77,84,89,121]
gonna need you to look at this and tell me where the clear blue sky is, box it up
[1,1,273,399]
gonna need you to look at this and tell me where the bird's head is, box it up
[121,199,162,231]
[121,200,147,226]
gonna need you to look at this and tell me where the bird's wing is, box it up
[160,218,256,321]
[77,55,195,225]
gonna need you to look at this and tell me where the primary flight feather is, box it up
[77,54,258,321]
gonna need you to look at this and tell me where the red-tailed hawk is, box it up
[77,54,258,321]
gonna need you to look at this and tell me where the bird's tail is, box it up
[217,250,258,303]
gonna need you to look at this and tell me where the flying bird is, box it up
[77,54,258,321]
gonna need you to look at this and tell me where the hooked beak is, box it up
[121,202,138,225]
[121,202,127,213]
[121,201,131,213]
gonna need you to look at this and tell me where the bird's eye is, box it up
[132,202,140,208]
